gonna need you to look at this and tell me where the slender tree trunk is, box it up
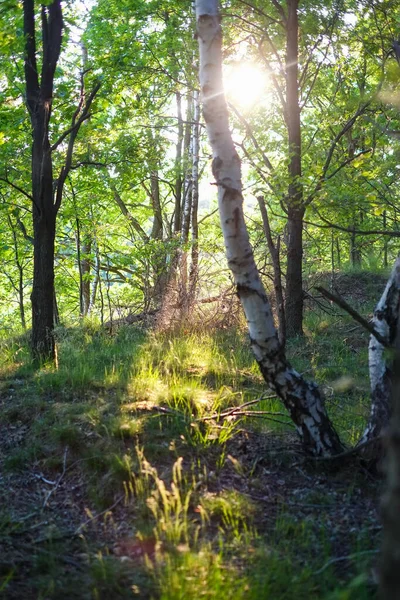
[350,225,361,268]
[174,92,184,234]
[284,0,304,338]
[81,238,91,316]
[383,210,388,268]
[8,216,26,330]
[196,0,343,457]
[336,236,341,270]
[18,264,26,330]
[189,90,200,302]
[148,171,168,308]
[182,92,194,223]
[257,196,286,345]
[179,94,195,311]
[89,237,100,314]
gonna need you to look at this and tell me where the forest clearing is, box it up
[1,0,400,598]
[0,274,385,598]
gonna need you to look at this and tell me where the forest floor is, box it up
[0,271,388,599]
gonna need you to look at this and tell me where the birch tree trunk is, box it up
[195,0,343,457]
[359,257,400,452]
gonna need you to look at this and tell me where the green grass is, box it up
[0,296,380,599]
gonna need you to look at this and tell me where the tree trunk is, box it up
[8,216,26,330]
[379,306,400,597]
[285,0,304,337]
[195,0,344,457]
[257,196,285,345]
[24,0,98,359]
[31,201,56,360]
[89,238,101,314]
[81,238,91,316]
[358,257,400,452]
[24,0,63,362]
[189,90,200,302]
[383,210,388,268]
[350,226,362,268]
[174,92,184,234]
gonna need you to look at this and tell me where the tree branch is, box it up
[54,81,101,213]
[23,0,39,114]
[316,286,389,347]
[0,177,33,202]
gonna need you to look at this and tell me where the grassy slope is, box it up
[0,273,384,599]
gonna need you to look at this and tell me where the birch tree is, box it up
[195,0,343,457]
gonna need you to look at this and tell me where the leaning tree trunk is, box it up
[195,0,344,457]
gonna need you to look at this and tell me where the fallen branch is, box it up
[314,549,378,575]
[197,394,278,422]
[43,447,68,508]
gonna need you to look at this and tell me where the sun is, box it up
[224,62,268,109]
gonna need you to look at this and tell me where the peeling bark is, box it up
[359,257,400,449]
[195,0,343,457]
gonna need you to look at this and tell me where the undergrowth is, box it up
[0,298,379,599]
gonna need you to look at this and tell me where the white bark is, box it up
[359,257,400,446]
[195,0,343,457]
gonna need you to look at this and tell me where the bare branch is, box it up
[316,286,389,347]
[0,176,33,202]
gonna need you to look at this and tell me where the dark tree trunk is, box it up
[31,201,56,359]
[81,239,91,316]
[336,236,341,270]
[8,216,27,330]
[174,92,184,234]
[285,207,305,337]
[189,91,200,303]
[380,316,400,597]
[285,0,304,337]
[350,226,361,268]
[76,216,92,317]
[18,265,26,330]
[257,196,286,345]
[23,0,62,362]
[383,210,388,268]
